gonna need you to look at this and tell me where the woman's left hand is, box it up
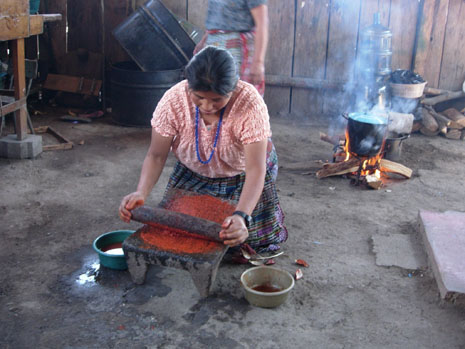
[249,60,265,86]
[219,215,249,246]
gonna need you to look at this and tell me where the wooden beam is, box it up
[413,0,436,77]
[265,74,343,90]
[0,97,27,116]
[29,15,44,36]
[11,38,28,140]
[0,16,29,41]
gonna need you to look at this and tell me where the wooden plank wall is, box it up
[34,0,465,117]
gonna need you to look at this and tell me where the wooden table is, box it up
[1,0,61,140]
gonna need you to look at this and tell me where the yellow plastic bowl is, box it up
[240,266,295,308]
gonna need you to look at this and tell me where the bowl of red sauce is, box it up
[240,266,295,308]
[93,230,135,270]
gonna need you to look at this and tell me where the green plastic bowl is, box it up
[93,230,134,270]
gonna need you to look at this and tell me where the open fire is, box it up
[317,128,412,190]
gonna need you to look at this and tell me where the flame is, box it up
[343,129,384,178]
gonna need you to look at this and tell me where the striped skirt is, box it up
[164,141,287,252]
[206,30,265,96]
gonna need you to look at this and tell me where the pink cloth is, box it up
[151,80,271,178]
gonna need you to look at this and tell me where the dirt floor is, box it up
[1,106,465,349]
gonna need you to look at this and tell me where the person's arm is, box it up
[249,4,269,85]
[219,139,267,246]
[118,129,173,222]
[193,32,208,55]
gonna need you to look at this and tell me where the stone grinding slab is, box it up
[123,189,236,298]
[418,210,465,299]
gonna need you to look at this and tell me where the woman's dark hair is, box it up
[185,46,238,95]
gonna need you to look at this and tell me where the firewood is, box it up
[424,87,450,96]
[423,105,452,126]
[319,132,344,145]
[421,91,465,106]
[316,157,360,179]
[387,111,414,134]
[441,108,465,129]
[423,105,449,135]
[420,108,438,132]
[420,127,440,137]
[411,121,422,133]
[445,129,462,140]
[365,174,383,190]
[379,159,412,179]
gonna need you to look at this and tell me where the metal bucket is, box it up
[110,61,183,127]
[383,134,409,161]
[112,0,195,71]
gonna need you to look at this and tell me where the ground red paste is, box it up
[164,194,235,224]
[139,224,223,254]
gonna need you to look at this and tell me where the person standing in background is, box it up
[194,0,268,96]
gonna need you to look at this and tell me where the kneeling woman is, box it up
[119,46,287,254]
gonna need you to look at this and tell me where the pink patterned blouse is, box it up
[151,80,271,178]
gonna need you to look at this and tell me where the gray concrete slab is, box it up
[0,134,42,159]
[418,210,465,299]
[372,233,427,270]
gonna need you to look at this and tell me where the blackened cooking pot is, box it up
[346,112,388,157]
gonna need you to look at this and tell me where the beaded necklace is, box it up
[195,106,225,164]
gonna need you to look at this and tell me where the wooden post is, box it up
[11,38,28,140]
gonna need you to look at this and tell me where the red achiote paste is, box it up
[164,194,235,224]
[139,224,222,254]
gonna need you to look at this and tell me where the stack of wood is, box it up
[418,106,465,140]
[416,87,465,140]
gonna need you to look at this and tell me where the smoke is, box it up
[391,97,418,114]
[358,136,376,154]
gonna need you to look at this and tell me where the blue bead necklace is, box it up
[195,106,225,164]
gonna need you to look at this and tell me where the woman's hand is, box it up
[219,215,249,246]
[249,60,265,86]
[118,192,145,223]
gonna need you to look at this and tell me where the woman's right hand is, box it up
[118,192,145,223]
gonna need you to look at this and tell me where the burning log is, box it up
[316,157,360,179]
[365,174,383,190]
[379,159,412,179]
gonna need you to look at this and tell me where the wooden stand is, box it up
[0,1,61,141]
